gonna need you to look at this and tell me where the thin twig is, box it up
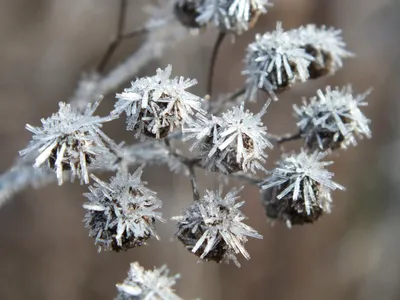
[269,132,302,144]
[96,0,129,73]
[207,32,226,97]
[188,165,200,201]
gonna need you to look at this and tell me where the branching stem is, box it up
[207,32,226,97]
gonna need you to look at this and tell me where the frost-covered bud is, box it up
[115,262,183,300]
[174,0,201,29]
[185,103,272,174]
[290,25,353,79]
[175,0,271,33]
[19,101,116,185]
[83,167,164,251]
[113,65,204,139]
[294,85,371,151]
[172,188,262,267]
[243,22,314,101]
[260,150,344,227]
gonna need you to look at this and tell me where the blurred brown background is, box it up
[0,0,398,299]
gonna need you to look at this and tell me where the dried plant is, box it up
[0,0,372,299]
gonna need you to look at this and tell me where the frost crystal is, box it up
[260,150,344,227]
[289,25,353,78]
[185,103,272,174]
[83,167,164,251]
[243,22,314,101]
[294,85,371,150]
[173,187,262,267]
[19,101,116,185]
[113,65,204,139]
[175,0,271,33]
[115,262,182,300]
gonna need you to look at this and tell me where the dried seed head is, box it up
[115,262,183,300]
[172,187,262,267]
[289,25,353,79]
[294,85,371,151]
[260,150,344,227]
[175,0,271,33]
[83,167,164,251]
[113,65,204,139]
[174,0,202,29]
[243,22,314,101]
[184,103,272,174]
[19,100,116,185]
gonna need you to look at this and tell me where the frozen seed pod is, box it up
[83,167,164,251]
[173,188,262,267]
[243,22,314,101]
[113,65,204,139]
[19,100,116,185]
[294,85,371,151]
[260,150,344,227]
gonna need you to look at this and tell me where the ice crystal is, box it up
[185,103,272,174]
[83,167,164,251]
[115,262,182,300]
[173,187,262,267]
[243,22,314,101]
[260,150,344,227]
[294,85,371,150]
[289,25,353,78]
[113,65,204,139]
[19,100,116,185]
[175,0,271,33]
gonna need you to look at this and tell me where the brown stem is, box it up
[207,32,226,97]
[96,0,129,73]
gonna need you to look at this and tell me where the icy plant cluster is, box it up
[173,187,262,266]
[244,22,353,100]
[0,1,374,298]
[294,85,372,150]
[113,65,204,139]
[19,100,116,185]
[260,151,344,227]
[175,0,272,33]
[115,262,182,300]
[83,167,164,251]
[184,103,272,174]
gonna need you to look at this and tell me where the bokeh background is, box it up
[0,0,399,299]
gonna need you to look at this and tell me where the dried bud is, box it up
[174,0,201,29]
[19,100,116,185]
[260,150,344,227]
[175,0,271,34]
[113,65,204,139]
[115,262,183,300]
[243,22,314,101]
[83,167,164,251]
[294,85,371,151]
[184,103,272,174]
[173,188,262,267]
[289,25,353,79]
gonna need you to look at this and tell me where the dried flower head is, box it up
[173,187,262,267]
[19,100,116,185]
[294,85,371,151]
[243,22,314,101]
[113,65,204,139]
[115,262,182,300]
[83,167,164,251]
[175,0,271,33]
[289,25,353,79]
[260,150,344,227]
[174,0,202,29]
[185,103,272,174]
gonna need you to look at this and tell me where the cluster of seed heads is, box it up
[14,1,374,297]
